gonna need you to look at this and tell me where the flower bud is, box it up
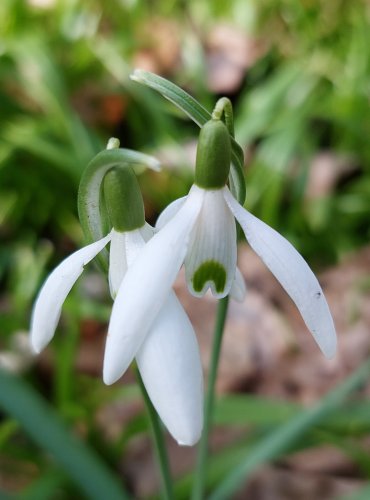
[194,119,231,189]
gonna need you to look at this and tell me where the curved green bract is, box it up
[212,97,235,137]
[130,70,246,205]
[192,261,227,294]
[78,148,159,270]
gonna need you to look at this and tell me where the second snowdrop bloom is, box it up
[103,168,203,447]
[31,145,203,446]
[107,119,337,362]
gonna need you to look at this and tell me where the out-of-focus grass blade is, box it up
[210,360,370,500]
[338,484,370,500]
[0,369,130,500]
[235,64,302,145]
[216,395,370,436]
[130,69,246,205]
[16,468,67,500]
[2,119,79,177]
[175,438,251,500]
[0,419,19,447]
[214,395,300,426]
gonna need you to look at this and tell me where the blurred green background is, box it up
[1,0,370,499]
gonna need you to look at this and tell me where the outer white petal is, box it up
[103,186,204,384]
[185,188,237,299]
[230,267,247,302]
[155,196,187,230]
[223,188,337,358]
[30,233,111,354]
[136,292,203,446]
[108,230,127,299]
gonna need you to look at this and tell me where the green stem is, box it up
[192,296,230,500]
[135,367,174,500]
[212,98,235,138]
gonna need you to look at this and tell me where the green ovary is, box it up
[192,260,227,293]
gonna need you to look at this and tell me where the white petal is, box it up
[139,222,155,242]
[109,228,149,299]
[185,188,237,299]
[103,186,204,384]
[155,196,187,230]
[223,188,337,358]
[230,267,247,302]
[30,233,111,354]
[124,228,148,267]
[108,230,128,299]
[136,292,203,446]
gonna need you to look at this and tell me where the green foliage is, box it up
[1,1,370,498]
[0,368,129,500]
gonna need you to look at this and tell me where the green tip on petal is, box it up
[192,260,227,294]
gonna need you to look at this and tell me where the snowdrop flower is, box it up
[105,120,337,375]
[30,142,203,446]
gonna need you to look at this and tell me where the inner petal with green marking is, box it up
[192,260,227,294]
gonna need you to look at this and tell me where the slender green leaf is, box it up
[338,484,370,500]
[16,469,67,500]
[210,360,370,500]
[131,70,211,127]
[0,369,130,500]
[214,395,300,426]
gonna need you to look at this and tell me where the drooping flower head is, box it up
[30,139,203,446]
[104,113,337,383]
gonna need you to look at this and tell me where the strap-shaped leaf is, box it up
[209,359,370,500]
[130,69,246,205]
[0,368,129,500]
[78,148,160,270]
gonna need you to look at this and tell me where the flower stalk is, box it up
[192,296,230,500]
[136,367,174,500]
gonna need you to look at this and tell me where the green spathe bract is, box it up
[195,119,231,190]
[77,145,159,270]
[192,260,227,294]
[103,167,145,232]
[130,69,246,205]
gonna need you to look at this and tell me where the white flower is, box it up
[105,184,337,375]
[30,224,203,446]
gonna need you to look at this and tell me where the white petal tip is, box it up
[312,324,337,359]
[177,434,201,447]
[102,368,120,386]
[103,351,127,385]
[30,334,47,355]
[321,340,337,360]
[175,424,202,446]
[31,344,42,355]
